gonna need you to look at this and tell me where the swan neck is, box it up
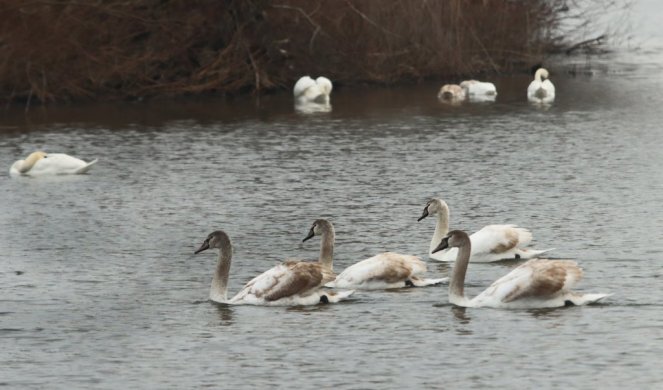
[429,208,450,255]
[319,226,335,269]
[449,240,471,300]
[211,238,232,302]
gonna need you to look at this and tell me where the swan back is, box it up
[330,252,428,289]
[460,80,497,100]
[528,68,555,103]
[294,75,333,106]
[10,152,97,177]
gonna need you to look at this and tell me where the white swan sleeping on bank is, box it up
[432,230,611,308]
[527,68,555,104]
[460,80,497,102]
[10,151,97,177]
[194,229,353,306]
[293,76,333,112]
[303,219,446,289]
[418,198,552,263]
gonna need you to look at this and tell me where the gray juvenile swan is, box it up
[303,219,446,289]
[194,229,353,306]
[433,230,611,309]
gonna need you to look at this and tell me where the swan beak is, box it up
[432,237,450,253]
[302,228,315,242]
[194,240,210,254]
[417,207,429,222]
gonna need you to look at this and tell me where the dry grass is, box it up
[0,0,569,104]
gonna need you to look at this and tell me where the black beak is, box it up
[302,227,315,242]
[432,237,450,253]
[194,240,210,254]
[417,206,429,222]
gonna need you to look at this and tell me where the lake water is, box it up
[2,26,663,390]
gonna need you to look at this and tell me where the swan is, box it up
[293,75,333,107]
[527,68,555,104]
[432,230,611,308]
[303,219,447,289]
[10,151,97,177]
[460,80,497,102]
[437,84,466,103]
[194,229,353,306]
[418,198,552,263]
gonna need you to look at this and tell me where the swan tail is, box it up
[75,159,98,174]
[569,293,612,306]
[410,276,448,287]
[323,289,354,303]
[517,247,555,259]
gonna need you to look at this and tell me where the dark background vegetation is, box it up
[1,0,575,103]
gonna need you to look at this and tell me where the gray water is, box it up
[2,39,663,390]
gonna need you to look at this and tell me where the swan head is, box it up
[432,230,469,253]
[417,198,449,221]
[195,230,231,254]
[535,68,549,82]
[17,151,48,173]
[302,218,334,242]
[316,77,333,95]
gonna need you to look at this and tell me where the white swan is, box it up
[418,198,552,263]
[460,80,497,102]
[527,68,555,104]
[303,219,447,289]
[437,84,466,103]
[194,229,353,306]
[10,151,97,177]
[433,230,610,308]
[293,76,333,112]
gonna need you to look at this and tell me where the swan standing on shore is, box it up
[303,219,447,289]
[10,151,97,177]
[293,76,333,112]
[194,229,353,306]
[432,230,610,308]
[418,198,552,262]
[460,80,497,102]
[527,68,555,104]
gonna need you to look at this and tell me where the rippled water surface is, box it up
[2,54,663,388]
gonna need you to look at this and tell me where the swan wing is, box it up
[333,252,426,286]
[30,153,94,175]
[475,259,583,303]
[469,225,532,256]
[527,80,541,99]
[293,76,316,98]
[232,261,335,303]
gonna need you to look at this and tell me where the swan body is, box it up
[10,151,97,177]
[433,230,611,309]
[527,68,555,104]
[194,229,353,306]
[293,76,333,111]
[437,84,466,102]
[304,219,446,289]
[418,198,552,263]
[460,80,497,102]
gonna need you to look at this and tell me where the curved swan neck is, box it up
[318,223,335,269]
[18,151,46,173]
[429,207,450,255]
[449,238,471,300]
[211,235,232,302]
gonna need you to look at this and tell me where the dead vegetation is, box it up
[0,0,574,104]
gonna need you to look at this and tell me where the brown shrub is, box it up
[0,0,566,103]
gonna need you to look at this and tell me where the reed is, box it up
[0,0,574,104]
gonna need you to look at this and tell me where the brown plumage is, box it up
[502,260,583,303]
[490,229,519,254]
[259,262,336,301]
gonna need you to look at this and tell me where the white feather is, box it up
[527,68,555,104]
[10,152,97,177]
[326,252,447,290]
